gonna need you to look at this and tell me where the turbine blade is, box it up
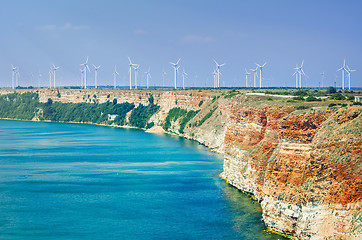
[176,58,181,65]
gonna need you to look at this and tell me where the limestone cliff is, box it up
[1,88,361,239]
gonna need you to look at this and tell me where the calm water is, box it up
[0,120,286,240]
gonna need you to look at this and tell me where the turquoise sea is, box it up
[0,120,286,239]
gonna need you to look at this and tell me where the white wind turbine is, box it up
[255,62,267,88]
[11,65,17,89]
[128,57,138,89]
[80,57,90,89]
[250,67,258,88]
[182,68,188,90]
[345,64,356,90]
[93,64,101,89]
[213,59,225,88]
[293,60,306,88]
[337,59,349,90]
[170,58,181,89]
[52,64,60,88]
[145,67,151,89]
[133,64,140,89]
[112,66,119,89]
[245,68,251,88]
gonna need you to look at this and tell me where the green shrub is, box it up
[293,96,305,101]
[330,93,345,100]
[327,87,337,94]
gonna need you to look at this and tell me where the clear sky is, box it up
[1,0,361,88]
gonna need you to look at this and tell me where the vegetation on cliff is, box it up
[163,107,199,133]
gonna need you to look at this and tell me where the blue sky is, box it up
[0,0,361,88]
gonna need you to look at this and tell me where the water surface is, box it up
[0,120,286,239]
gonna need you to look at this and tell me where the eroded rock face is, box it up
[1,88,361,239]
[220,106,362,239]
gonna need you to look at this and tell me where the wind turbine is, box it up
[133,64,140,89]
[250,67,258,88]
[245,68,251,88]
[170,58,181,89]
[182,68,188,90]
[255,62,267,88]
[93,64,101,89]
[293,60,306,88]
[80,57,90,89]
[11,65,17,89]
[52,64,60,88]
[128,57,138,89]
[145,67,151,89]
[337,59,350,90]
[345,65,356,90]
[213,59,225,88]
[112,65,119,89]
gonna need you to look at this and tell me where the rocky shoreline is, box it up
[1,88,361,239]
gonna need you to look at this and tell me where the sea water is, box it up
[0,120,287,239]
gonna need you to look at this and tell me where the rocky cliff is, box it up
[1,88,361,239]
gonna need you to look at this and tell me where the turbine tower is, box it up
[337,59,349,90]
[213,59,225,88]
[245,68,251,88]
[80,57,90,89]
[128,57,139,89]
[145,67,151,89]
[133,64,140,89]
[112,65,119,89]
[250,67,258,88]
[11,65,17,89]
[293,60,306,88]
[255,62,267,88]
[93,64,101,89]
[345,65,356,90]
[170,58,181,89]
[52,64,60,88]
[182,68,188,90]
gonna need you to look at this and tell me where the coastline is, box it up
[0,88,361,239]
